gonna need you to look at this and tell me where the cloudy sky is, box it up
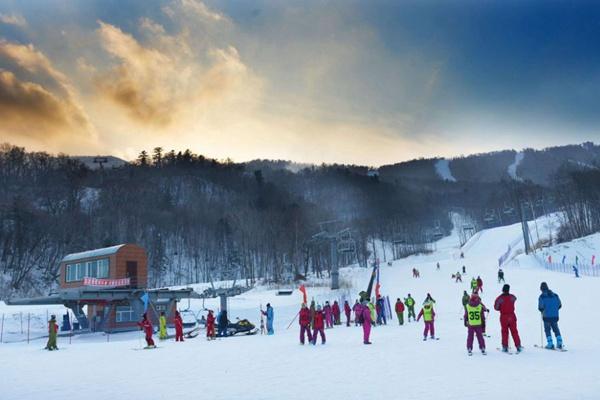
[0,0,599,165]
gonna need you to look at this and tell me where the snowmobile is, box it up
[217,318,258,337]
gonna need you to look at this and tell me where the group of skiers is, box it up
[137,310,185,348]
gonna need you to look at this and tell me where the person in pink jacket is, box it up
[417,302,436,340]
[360,300,372,344]
[324,301,333,328]
[352,300,361,326]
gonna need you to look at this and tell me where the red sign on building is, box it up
[83,277,130,287]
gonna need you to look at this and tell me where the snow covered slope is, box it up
[1,218,599,400]
[434,158,457,182]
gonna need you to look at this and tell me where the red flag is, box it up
[299,285,307,304]
[375,283,381,299]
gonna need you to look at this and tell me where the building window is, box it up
[65,258,110,282]
[116,306,135,323]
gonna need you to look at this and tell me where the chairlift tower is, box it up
[309,222,355,290]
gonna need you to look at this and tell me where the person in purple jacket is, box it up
[360,300,372,344]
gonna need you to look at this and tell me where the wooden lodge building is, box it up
[8,244,200,333]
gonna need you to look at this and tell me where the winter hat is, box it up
[502,284,510,294]
[317,305,322,310]
[540,282,549,292]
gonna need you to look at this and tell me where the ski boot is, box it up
[430,335,435,340]
[516,346,523,353]
[468,349,473,356]
[557,336,563,350]
[423,336,427,341]
[545,336,555,350]
[501,347,509,353]
[481,348,487,355]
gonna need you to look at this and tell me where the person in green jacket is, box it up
[45,315,58,350]
[159,311,168,340]
[404,294,416,322]
[368,299,376,325]
[470,278,478,293]
[462,290,470,312]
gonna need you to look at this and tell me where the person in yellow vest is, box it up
[464,293,487,355]
[417,301,436,340]
[367,299,376,325]
[159,311,168,340]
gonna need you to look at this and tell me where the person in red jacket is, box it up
[494,284,522,353]
[395,298,405,325]
[311,305,326,345]
[352,300,361,326]
[206,310,216,340]
[137,313,156,348]
[174,310,184,342]
[332,301,341,325]
[344,300,352,327]
[299,303,313,344]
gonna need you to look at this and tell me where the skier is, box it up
[323,301,333,329]
[538,282,563,349]
[455,272,462,283]
[174,310,184,342]
[573,265,579,278]
[404,294,416,322]
[367,299,376,326]
[423,293,436,305]
[352,300,362,326]
[461,290,470,312]
[498,269,505,283]
[460,252,464,259]
[159,311,168,340]
[494,284,522,353]
[470,277,478,293]
[332,300,341,325]
[262,303,274,335]
[360,300,372,344]
[376,296,387,325]
[395,298,405,325]
[462,265,466,274]
[137,313,156,348]
[476,276,483,293]
[299,303,313,345]
[344,300,352,327]
[436,262,440,270]
[311,305,326,345]
[206,310,215,340]
[464,293,486,355]
[217,309,228,337]
[45,315,58,351]
[417,301,436,340]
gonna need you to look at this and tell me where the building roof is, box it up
[61,244,127,263]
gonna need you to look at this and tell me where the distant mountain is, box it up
[72,156,128,169]
[377,142,600,186]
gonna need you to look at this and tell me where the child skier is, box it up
[376,296,387,325]
[138,313,156,348]
[395,298,405,325]
[476,276,483,293]
[352,300,361,326]
[206,310,216,340]
[462,265,466,274]
[344,300,352,327]
[494,284,522,353]
[464,293,486,355]
[159,311,168,340]
[312,305,326,345]
[332,301,341,325]
[498,268,505,283]
[470,277,478,293]
[45,315,58,351]
[539,282,564,349]
[360,300,372,344]
[417,301,436,340]
[174,310,184,342]
[455,272,462,283]
[299,303,313,345]
[404,294,416,322]
[462,290,470,312]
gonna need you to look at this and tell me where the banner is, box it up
[299,285,307,304]
[83,277,130,287]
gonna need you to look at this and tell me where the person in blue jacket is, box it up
[538,282,563,349]
[262,303,274,335]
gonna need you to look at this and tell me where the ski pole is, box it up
[286,311,300,330]
[0,313,4,343]
[540,314,543,347]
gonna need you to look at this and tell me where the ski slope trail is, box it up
[1,219,599,400]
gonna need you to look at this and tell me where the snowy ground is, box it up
[1,218,599,400]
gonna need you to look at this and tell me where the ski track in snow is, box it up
[1,218,600,400]
[434,159,457,182]
[508,151,524,181]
